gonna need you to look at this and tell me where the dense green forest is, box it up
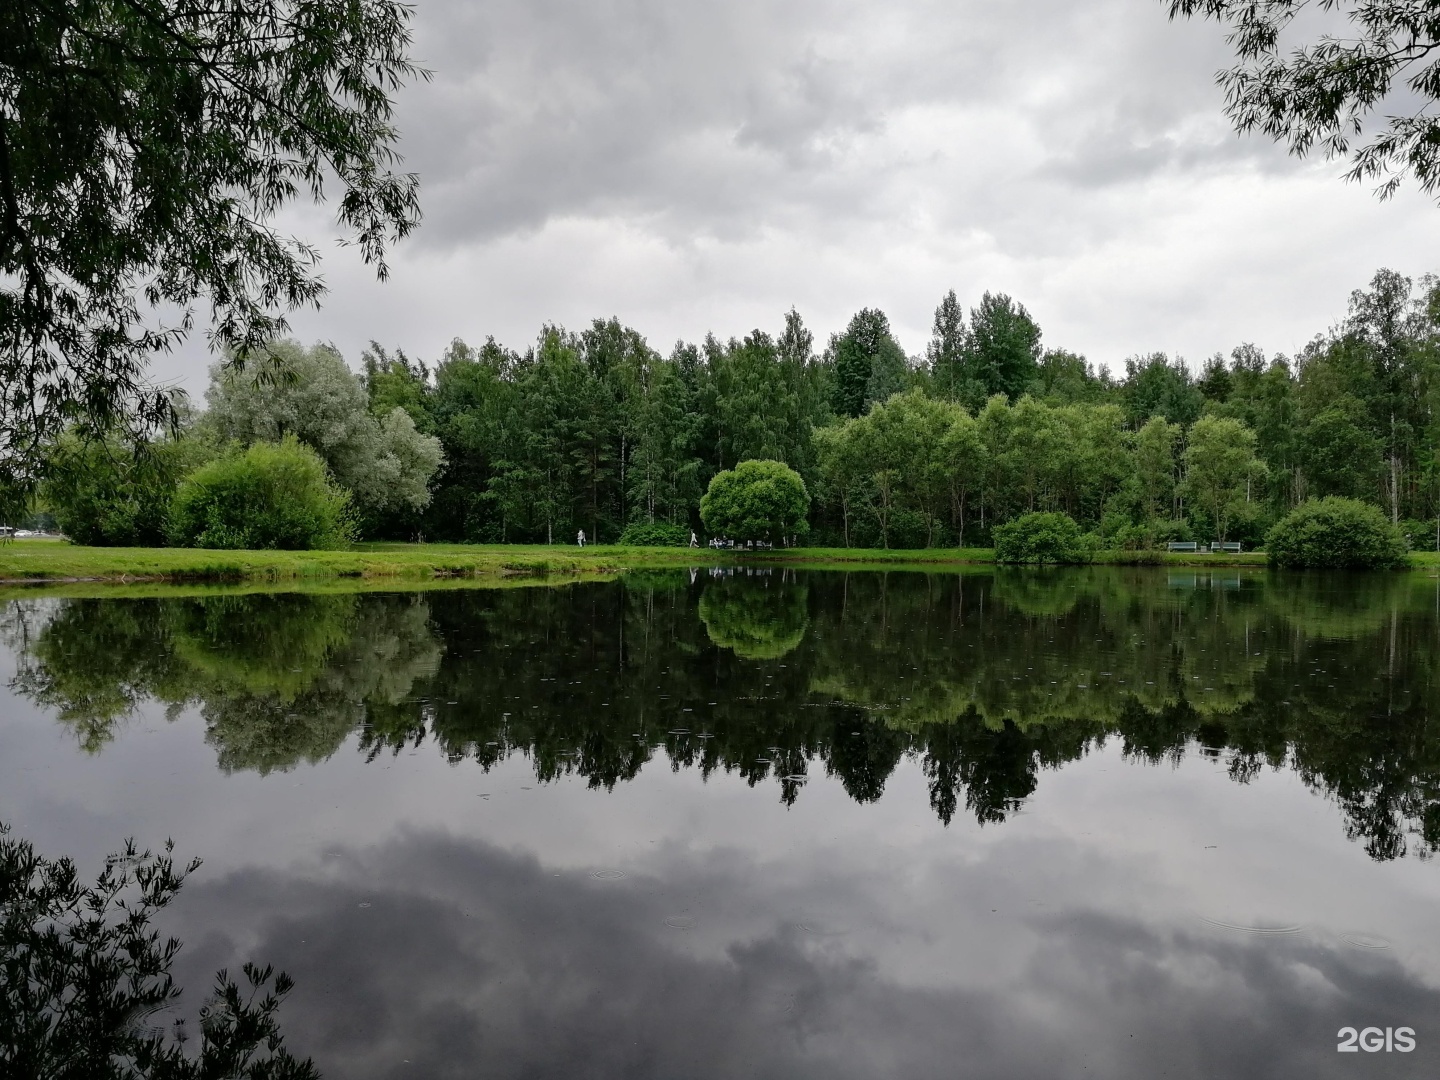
[31,267,1440,550]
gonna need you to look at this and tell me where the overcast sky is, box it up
[164,0,1440,390]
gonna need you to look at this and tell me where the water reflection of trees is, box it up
[3,593,441,771]
[698,575,809,660]
[6,571,1440,859]
[0,821,317,1078]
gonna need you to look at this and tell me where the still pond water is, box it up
[3,567,1440,1078]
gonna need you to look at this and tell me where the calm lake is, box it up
[3,567,1439,1078]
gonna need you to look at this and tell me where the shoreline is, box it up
[0,539,1404,591]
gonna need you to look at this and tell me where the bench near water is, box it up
[1167,541,1243,554]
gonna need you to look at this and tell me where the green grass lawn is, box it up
[0,537,1295,588]
[0,539,716,584]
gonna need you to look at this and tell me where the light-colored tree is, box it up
[205,340,443,515]
[975,395,1016,532]
[941,409,985,547]
[814,421,869,547]
[1134,415,1181,521]
[1002,396,1065,511]
[863,390,956,547]
[1062,404,1129,517]
[853,408,901,548]
[1181,415,1268,541]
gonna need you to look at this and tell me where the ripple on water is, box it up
[1195,914,1302,935]
[1341,932,1391,950]
[664,915,696,930]
[592,869,625,881]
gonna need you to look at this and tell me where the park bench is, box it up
[1214,541,1242,554]
[1166,541,1198,553]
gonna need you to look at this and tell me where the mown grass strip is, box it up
[0,538,1427,589]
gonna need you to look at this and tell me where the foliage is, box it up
[10,571,1440,857]
[205,341,443,519]
[1133,416,1181,521]
[813,422,870,547]
[617,521,690,546]
[925,290,1042,409]
[1297,395,1382,500]
[25,264,1433,553]
[169,438,355,550]
[0,822,317,1078]
[1122,353,1203,426]
[1181,414,1268,541]
[700,460,810,544]
[993,511,1092,564]
[964,292,1043,405]
[1400,517,1438,553]
[1168,0,1440,202]
[697,578,810,659]
[40,432,208,546]
[0,0,424,495]
[830,309,908,418]
[1266,497,1409,569]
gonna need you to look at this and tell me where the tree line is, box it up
[26,267,1440,550]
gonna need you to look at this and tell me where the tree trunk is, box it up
[1391,452,1400,524]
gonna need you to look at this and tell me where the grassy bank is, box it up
[0,539,718,585]
[0,538,1303,587]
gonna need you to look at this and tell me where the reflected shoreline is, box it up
[4,567,1438,860]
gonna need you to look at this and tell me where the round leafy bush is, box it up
[617,521,690,546]
[700,460,810,544]
[169,437,355,550]
[993,511,1091,565]
[1265,497,1407,569]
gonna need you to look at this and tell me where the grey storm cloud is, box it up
[153,0,1440,393]
[164,830,1440,1080]
[394,0,1270,247]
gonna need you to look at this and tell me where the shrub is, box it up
[1108,522,1153,551]
[700,460,810,544]
[887,507,929,549]
[1400,518,1437,553]
[1265,497,1408,569]
[617,521,690,546]
[993,512,1092,565]
[169,437,355,550]
[1225,502,1272,550]
[40,433,203,546]
[1151,518,1194,544]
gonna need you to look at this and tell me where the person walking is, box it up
[577,529,586,547]
[690,530,698,548]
